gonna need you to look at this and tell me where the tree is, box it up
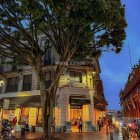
[0,0,127,139]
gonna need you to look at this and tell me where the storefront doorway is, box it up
[69,96,90,132]
[70,107,82,132]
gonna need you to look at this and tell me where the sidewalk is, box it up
[15,127,123,140]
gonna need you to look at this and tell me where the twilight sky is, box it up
[99,0,140,110]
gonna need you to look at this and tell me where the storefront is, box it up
[0,95,44,131]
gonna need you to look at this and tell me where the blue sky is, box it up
[99,0,140,110]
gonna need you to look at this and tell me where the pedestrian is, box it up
[131,120,137,130]
[12,117,17,127]
[97,117,102,131]
[78,118,83,133]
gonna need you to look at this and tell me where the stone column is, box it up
[89,90,94,125]
[82,104,91,132]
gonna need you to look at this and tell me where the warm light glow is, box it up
[94,109,103,124]
[82,105,89,121]
[68,104,70,121]
[15,108,21,123]
[0,80,4,86]
[92,71,96,76]
[0,109,3,120]
[128,123,132,127]
[17,92,32,97]
[54,107,61,125]
[29,108,38,126]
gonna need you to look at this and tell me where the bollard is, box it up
[110,132,113,140]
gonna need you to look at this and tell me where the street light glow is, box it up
[0,80,4,86]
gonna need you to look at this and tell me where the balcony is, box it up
[22,83,32,91]
[70,81,86,88]
[6,85,18,92]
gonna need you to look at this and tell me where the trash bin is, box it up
[21,127,25,136]
[31,126,36,132]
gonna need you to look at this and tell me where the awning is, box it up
[0,95,41,109]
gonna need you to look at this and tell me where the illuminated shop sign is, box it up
[70,98,90,105]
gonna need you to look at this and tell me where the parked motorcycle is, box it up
[1,119,15,140]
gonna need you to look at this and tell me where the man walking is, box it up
[97,117,102,131]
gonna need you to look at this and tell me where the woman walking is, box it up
[78,118,83,133]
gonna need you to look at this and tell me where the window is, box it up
[22,75,32,91]
[70,71,82,83]
[45,71,52,89]
[0,57,5,72]
[6,77,19,92]
[44,48,52,65]
[0,87,2,93]
[19,108,29,124]
[45,71,51,81]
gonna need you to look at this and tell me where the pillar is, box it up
[82,104,90,121]
[89,90,94,125]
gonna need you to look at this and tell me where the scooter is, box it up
[1,120,16,140]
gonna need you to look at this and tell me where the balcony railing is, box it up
[22,83,32,91]
[70,81,86,88]
[6,85,18,92]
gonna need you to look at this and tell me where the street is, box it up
[16,127,123,140]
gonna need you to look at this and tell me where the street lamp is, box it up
[0,80,4,87]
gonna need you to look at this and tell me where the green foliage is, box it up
[0,0,127,63]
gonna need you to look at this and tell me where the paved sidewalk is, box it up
[16,127,123,140]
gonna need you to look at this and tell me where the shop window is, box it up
[22,75,32,91]
[29,108,38,126]
[6,77,19,92]
[70,71,82,83]
[19,108,29,124]
[2,110,15,121]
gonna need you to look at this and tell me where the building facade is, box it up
[120,60,140,118]
[0,36,106,132]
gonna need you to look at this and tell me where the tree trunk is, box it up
[38,72,58,140]
[41,86,58,140]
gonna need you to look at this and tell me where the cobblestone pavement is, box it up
[16,127,123,140]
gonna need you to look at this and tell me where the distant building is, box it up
[107,110,123,122]
[0,35,107,132]
[120,60,140,118]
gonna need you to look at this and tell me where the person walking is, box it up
[78,118,83,133]
[97,117,102,131]
[12,117,17,127]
